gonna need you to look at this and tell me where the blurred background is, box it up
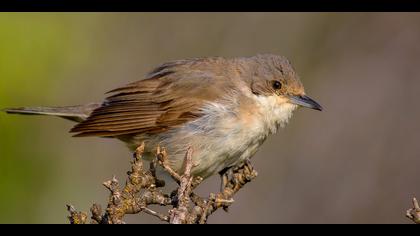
[0,13,420,224]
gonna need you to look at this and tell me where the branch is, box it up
[195,160,258,223]
[67,143,258,224]
[66,204,88,224]
[406,197,420,224]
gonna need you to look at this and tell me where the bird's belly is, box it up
[168,119,268,178]
[189,133,265,178]
[121,100,274,179]
[122,125,268,179]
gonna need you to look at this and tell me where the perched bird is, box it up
[5,54,322,180]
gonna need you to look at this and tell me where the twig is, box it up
[142,207,169,222]
[67,142,171,224]
[66,205,88,224]
[90,203,103,224]
[197,160,258,223]
[169,147,194,224]
[67,143,258,224]
[406,197,420,224]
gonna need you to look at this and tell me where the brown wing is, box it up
[70,58,233,137]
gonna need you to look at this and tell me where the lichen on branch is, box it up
[67,143,257,224]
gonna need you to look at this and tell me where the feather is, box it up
[70,58,235,137]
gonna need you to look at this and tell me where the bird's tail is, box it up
[3,103,101,123]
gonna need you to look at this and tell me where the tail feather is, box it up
[4,103,101,123]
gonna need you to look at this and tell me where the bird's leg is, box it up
[218,167,232,193]
[216,167,235,212]
[149,159,165,188]
[214,160,258,212]
[156,146,181,184]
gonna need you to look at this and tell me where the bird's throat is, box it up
[253,95,297,135]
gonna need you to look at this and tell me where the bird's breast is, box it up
[171,95,292,178]
[125,94,296,179]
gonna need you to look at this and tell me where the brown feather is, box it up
[70,58,233,137]
[70,54,306,137]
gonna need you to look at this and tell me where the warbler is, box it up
[5,54,322,180]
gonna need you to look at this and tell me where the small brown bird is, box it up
[5,54,322,180]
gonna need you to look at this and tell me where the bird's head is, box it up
[249,54,323,112]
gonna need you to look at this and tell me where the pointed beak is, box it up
[288,95,323,111]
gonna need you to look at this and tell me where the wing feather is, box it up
[70,58,231,137]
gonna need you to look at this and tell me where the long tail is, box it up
[3,103,101,123]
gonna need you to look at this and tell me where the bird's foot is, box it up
[155,145,181,183]
[218,167,233,193]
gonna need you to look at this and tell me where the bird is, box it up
[4,54,322,181]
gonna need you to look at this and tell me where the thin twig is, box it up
[169,147,194,224]
[67,144,258,224]
[67,204,88,224]
[142,207,169,222]
[406,197,420,224]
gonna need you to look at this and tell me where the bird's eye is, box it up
[272,80,282,90]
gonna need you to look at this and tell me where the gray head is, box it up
[241,54,322,111]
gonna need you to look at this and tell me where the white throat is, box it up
[253,95,297,134]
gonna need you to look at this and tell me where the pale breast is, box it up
[122,93,297,179]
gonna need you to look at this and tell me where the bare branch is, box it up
[67,205,88,224]
[169,147,194,224]
[196,160,258,223]
[67,143,258,224]
[406,197,420,224]
[142,207,169,222]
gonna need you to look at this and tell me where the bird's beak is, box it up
[288,95,323,111]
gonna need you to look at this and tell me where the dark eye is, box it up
[272,80,282,90]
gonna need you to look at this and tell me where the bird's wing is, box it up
[70,59,233,137]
